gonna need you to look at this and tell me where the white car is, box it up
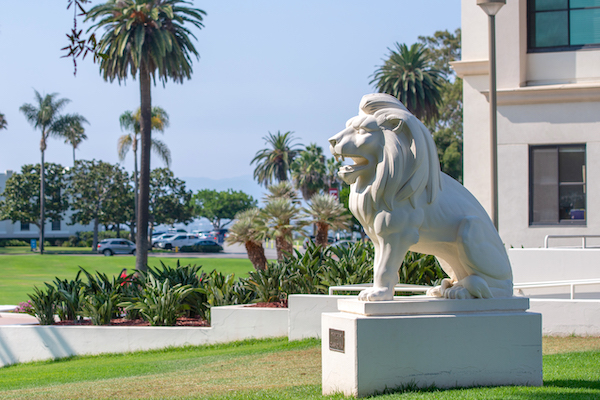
[155,234,199,250]
[152,233,176,246]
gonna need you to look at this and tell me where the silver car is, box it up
[97,239,136,256]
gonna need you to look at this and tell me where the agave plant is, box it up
[119,276,196,326]
[27,286,59,325]
[50,270,85,322]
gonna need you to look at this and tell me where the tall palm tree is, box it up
[325,157,343,190]
[302,194,351,247]
[260,197,299,261]
[263,181,300,204]
[251,131,302,187]
[118,106,171,239]
[226,208,267,271]
[20,90,87,255]
[291,143,327,201]
[86,0,205,272]
[370,42,444,122]
[0,113,7,130]
[61,118,88,165]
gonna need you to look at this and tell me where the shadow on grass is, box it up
[545,379,600,390]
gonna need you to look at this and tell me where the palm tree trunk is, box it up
[132,142,138,239]
[92,216,99,252]
[245,240,267,271]
[135,63,152,272]
[275,229,293,261]
[39,150,45,255]
[316,222,330,247]
[73,146,76,165]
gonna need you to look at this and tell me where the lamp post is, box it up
[477,0,505,231]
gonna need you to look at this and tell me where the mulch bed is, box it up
[247,299,288,308]
[54,316,210,327]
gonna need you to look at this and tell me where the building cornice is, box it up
[482,83,600,105]
[450,60,488,77]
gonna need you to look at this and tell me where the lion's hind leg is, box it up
[457,216,513,298]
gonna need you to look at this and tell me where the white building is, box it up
[0,170,92,241]
[454,0,600,248]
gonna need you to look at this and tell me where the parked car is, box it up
[180,239,224,253]
[97,239,136,256]
[328,239,355,249]
[152,233,176,246]
[154,234,199,250]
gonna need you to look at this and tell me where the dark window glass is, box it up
[51,220,61,231]
[530,144,586,225]
[529,0,600,50]
[20,222,30,231]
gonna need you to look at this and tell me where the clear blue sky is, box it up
[0,1,461,199]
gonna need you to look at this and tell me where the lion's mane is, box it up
[358,93,442,211]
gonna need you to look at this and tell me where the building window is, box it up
[52,219,61,231]
[528,0,600,52]
[20,222,30,231]
[530,144,586,225]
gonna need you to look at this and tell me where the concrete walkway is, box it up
[0,311,38,325]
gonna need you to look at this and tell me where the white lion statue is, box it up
[329,93,513,301]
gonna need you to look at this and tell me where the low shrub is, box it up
[27,286,59,325]
[0,239,29,247]
[120,276,196,326]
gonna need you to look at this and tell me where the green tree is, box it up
[0,164,69,236]
[251,131,302,187]
[419,29,463,182]
[290,143,327,201]
[86,0,206,271]
[118,106,171,238]
[370,42,444,122]
[226,208,267,271]
[102,176,135,239]
[339,183,364,240]
[19,90,87,254]
[61,118,88,165]
[325,157,343,190]
[149,168,193,238]
[0,113,7,130]
[260,197,299,261]
[302,194,351,247]
[263,181,301,204]
[192,189,257,230]
[67,160,131,250]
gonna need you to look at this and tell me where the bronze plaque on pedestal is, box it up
[329,329,345,353]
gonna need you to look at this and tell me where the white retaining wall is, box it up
[508,248,600,283]
[1,294,599,367]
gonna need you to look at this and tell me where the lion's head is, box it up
[328,93,441,211]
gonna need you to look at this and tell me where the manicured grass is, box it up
[0,337,598,399]
[0,254,254,305]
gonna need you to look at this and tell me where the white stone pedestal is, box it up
[322,296,542,397]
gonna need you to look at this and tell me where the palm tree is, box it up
[302,194,351,247]
[260,197,299,261]
[291,143,327,201]
[263,181,300,204]
[86,0,205,272]
[370,42,444,122]
[251,131,302,187]
[20,90,87,255]
[226,208,267,271]
[118,106,171,239]
[0,113,7,130]
[61,118,88,165]
[325,157,343,190]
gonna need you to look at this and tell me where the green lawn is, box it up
[0,337,598,399]
[0,252,255,305]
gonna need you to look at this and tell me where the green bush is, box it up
[27,286,59,325]
[50,271,85,322]
[81,292,119,325]
[319,241,375,290]
[120,276,196,326]
[0,239,29,247]
[140,261,208,318]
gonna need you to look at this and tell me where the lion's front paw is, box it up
[358,286,394,301]
[443,285,474,299]
[426,278,454,298]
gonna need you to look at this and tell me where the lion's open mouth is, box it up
[339,156,369,173]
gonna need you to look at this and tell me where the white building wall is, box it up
[457,0,600,248]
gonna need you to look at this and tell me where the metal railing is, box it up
[514,279,600,300]
[544,234,600,249]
